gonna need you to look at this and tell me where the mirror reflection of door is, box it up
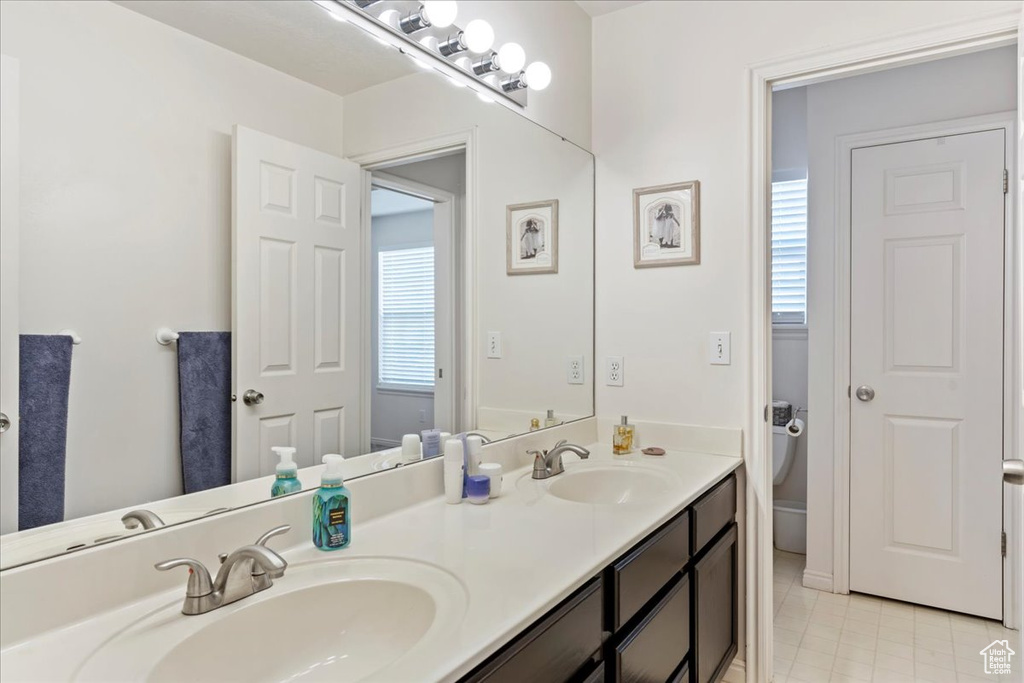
[369,155,463,452]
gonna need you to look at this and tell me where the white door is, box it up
[0,55,20,533]
[849,130,1006,618]
[233,126,362,479]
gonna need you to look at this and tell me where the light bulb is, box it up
[422,1,457,28]
[497,42,525,74]
[454,56,473,72]
[462,19,494,53]
[377,8,400,28]
[524,61,551,90]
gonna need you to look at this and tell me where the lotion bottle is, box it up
[270,446,301,498]
[313,454,350,550]
[613,415,635,455]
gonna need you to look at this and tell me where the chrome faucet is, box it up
[155,525,290,615]
[464,431,493,444]
[530,440,590,480]
[122,509,166,530]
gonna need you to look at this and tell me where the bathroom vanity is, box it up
[462,474,737,683]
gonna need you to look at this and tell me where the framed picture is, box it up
[507,199,558,275]
[633,180,700,268]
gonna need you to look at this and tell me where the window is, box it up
[378,246,435,391]
[771,178,808,325]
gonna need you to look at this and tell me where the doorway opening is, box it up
[764,44,1020,681]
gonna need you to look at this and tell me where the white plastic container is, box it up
[773,499,806,554]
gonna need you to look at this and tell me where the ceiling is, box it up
[574,1,646,18]
[114,1,416,97]
[371,188,433,217]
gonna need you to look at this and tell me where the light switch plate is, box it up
[487,331,502,359]
[567,356,584,385]
[606,356,624,386]
[709,332,731,365]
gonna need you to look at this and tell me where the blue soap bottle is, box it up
[270,446,302,498]
[313,454,350,551]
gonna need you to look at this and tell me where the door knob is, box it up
[1005,460,1024,486]
[0,412,9,433]
[855,385,875,402]
[242,390,264,406]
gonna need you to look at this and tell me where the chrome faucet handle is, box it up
[255,524,291,547]
[155,557,214,598]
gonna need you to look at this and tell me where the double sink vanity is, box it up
[0,420,742,683]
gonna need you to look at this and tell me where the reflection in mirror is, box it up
[0,0,593,569]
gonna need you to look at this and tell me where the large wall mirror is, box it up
[0,0,594,569]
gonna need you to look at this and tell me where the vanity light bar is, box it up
[309,0,550,108]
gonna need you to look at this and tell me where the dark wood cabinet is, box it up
[693,524,738,683]
[458,471,738,683]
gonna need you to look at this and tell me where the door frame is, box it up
[366,170,458,449]
[832,115,1017,618]
[746,10,1020,682]
[349,130,477,452]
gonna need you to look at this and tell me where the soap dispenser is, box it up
[313,454,350,551]
[270,446,301,498]
[613,415,635,455]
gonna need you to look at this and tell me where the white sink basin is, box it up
[74,558,468,682]
[519,462,678,505]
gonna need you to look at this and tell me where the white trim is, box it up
[802,569,834,593]
[350,130,479,438]
[747,10,1019,683]
[831,114,1017,606]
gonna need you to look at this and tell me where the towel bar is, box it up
[156,328,180,345]
[59,329,82,345]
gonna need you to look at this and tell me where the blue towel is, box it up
[19,335,73,531]
[177,332,232,494]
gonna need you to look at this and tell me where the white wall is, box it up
[591,0,1018,436]
[804,45,1018,584]
[370,208,435,447]
[0,0,346,519]
[343,73,595,433]
[771,86,809,505]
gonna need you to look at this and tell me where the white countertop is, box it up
[0,444,741,682]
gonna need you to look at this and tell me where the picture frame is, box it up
[633,180,700,268]
[506,199,558,275]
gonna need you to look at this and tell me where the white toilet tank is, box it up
[772,425,798,485]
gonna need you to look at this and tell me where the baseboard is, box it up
[722,658,745,683]
[802,569,834,592]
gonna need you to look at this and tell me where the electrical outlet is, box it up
[419,409,426,423]
[487,331,502,359]
[709,332,731,365]
[567,356,584,385]
[606,356,624,386]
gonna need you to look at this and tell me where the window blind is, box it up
[771,178,808,325]
[378,246,435,390]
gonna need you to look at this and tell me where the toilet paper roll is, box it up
[785,417,805,437]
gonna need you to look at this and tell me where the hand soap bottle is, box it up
[270,446,301,497]
[613,415,635,455]
[313,454,350,551]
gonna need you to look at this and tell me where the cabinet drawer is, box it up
[694,524,738,683]
[691,474,736,555]
[608,510,689,630]
[614,573,690,683]
[464,577,603,683]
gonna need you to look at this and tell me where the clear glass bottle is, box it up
[544,409,558,427]
[613,415,635,455]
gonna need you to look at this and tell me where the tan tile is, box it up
[954,656,987,675]
[913,647,955,670]
[875,639,913,660]
[776,642,799,661]
[843,619,879,638]
[809,612,847,629]
[915,622,953,642]
[806,624,841,643]
[847,594,882,612]
[914,633,954,654]
[876,627,913,645]
[873,652,915,675]
[916,661,959,682]
[880,602,915,618]
[835,643,875,665]
[831,657,873,680]
[788,661,832,682]
[777,615,810,633]
[779,605,815,621]
[817,592,851,606]
[829,673,866,683]
[948,616,990,635]
[845,608,881,625]
[870,668,915,683]
[795,646,835,670]
[839,630,876,650]
[774,656,794,676]
[801,635,839,656]
[915,607,952,626]
[813,602,850,617]
[776,627,805,646]
[878,614,914,632]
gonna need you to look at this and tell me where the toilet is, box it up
[772,424,807,554]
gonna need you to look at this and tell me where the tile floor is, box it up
[773,550,1021,683]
